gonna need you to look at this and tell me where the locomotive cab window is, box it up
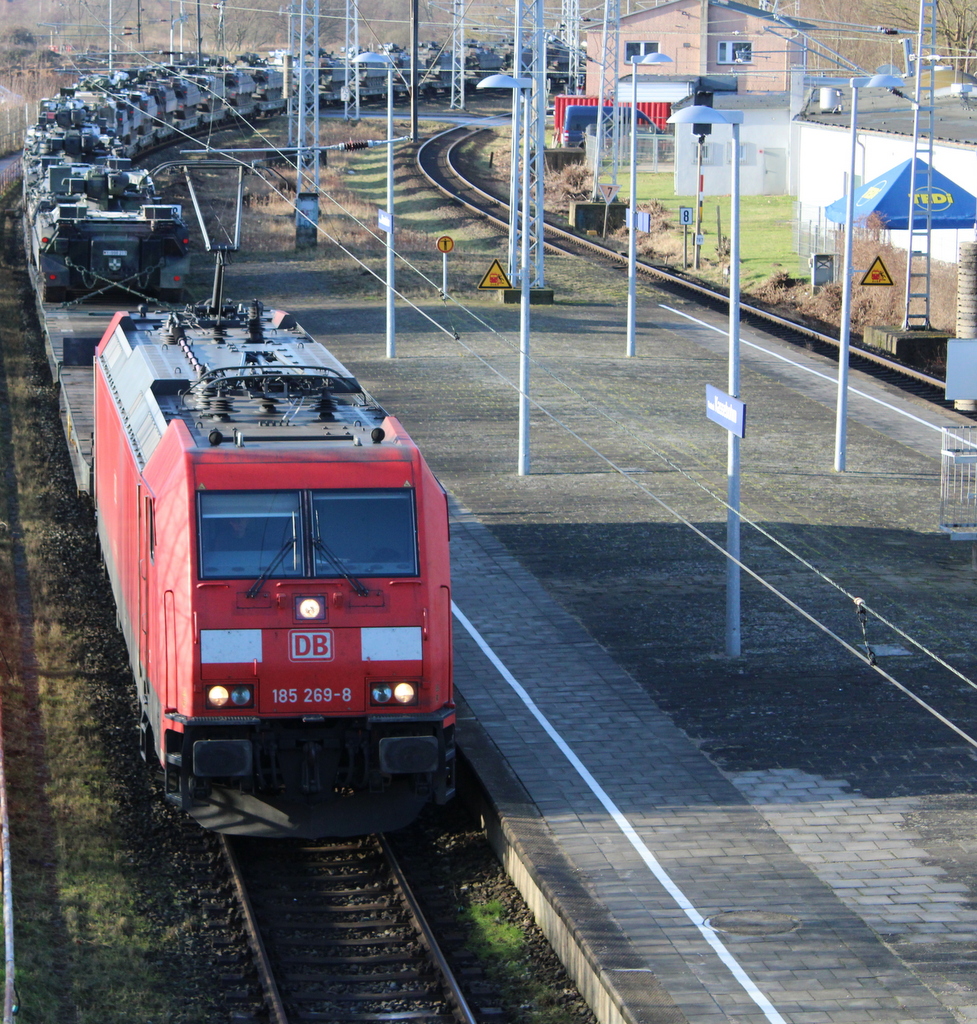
[197,489,418,580]
[198,491,302,579]
[312,490,418,577]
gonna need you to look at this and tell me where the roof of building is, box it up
[798,81,977,148]
[619,0,816,30]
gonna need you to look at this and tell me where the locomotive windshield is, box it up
[311,490,417,576]
[198,491,302,579]
[197,489,418,580]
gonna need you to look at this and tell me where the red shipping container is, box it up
[552,95,672,140]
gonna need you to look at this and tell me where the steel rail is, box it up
[224,832,480,1024]
[415,125,947,392]
[221,835,290,1024]
[0,680,14,1024]
[378,835,480,1024]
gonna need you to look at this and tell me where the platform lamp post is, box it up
[834,73,905,472]
[353,52,397,358]
[627,52,671,357]
[668,105,744,657]
[478,73,534,475]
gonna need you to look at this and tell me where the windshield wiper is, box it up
[246,536,297,599]
[312,534,370,597]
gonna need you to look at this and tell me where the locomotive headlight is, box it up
[295,596,325,620]
[371,684,393,705]
[206,684,253,709]
[393,682,417,705]
[206,685,230,708]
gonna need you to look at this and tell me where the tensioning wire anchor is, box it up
[853,597,876,666]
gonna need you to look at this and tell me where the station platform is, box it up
[451,503,965,1024]
[396,277,977,1022]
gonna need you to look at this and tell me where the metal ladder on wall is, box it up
[903,0,937,330]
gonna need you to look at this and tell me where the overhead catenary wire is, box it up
[56,57,977,753]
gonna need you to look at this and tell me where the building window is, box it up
[717,40,752,64]
[624,41,660,60]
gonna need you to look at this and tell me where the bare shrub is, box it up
[750,271,805,310]
[544,164,592,206]
[601,200,684,264]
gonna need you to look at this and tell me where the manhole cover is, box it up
[706,911,800,936]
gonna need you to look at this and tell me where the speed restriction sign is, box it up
[436,235,454,253]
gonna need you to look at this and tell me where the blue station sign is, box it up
[706,384,746,438]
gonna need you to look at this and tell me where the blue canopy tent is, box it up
[825,158,977,229]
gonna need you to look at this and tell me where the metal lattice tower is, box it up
[904,0,937,330]
[508,0,546,288]
[291,0,321,246]
[344,0,360,121]
[450,0,465,110]
[287,4,297,147]
[294,0,320,192]
[561,0,582,93]
[593,0,621,199]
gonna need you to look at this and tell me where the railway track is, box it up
[223,833,479,1024]
[415,124,967,417]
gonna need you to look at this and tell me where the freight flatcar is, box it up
[23,61,285,305]
[78,298,456,837]
[24,158,190,302]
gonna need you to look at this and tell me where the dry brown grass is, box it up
[235,123,453,263]
[750,220,957,339]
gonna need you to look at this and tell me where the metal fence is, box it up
[0,156,21,195]
[794,201,841,274]
[0,100,38,162]
[587,129,675,176]
[940,425,977,538]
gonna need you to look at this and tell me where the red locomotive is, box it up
[92,299,455,837]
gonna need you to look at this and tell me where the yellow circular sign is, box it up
[436,235,454,253]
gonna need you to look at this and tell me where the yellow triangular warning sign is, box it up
[477,259,512,290]
[860,256,894,287]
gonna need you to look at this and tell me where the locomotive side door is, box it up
[137,485,156,693]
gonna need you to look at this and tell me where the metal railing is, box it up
[587,128,674,175]
[0,157,22,195]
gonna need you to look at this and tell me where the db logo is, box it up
[289,630,334,661]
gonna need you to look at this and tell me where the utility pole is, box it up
[410,0,419,140]
[509,0,546,287]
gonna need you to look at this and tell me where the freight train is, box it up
[25,63,456,838]
[22,60,284,305]
[37,296,457,839]
[309,36,573,104]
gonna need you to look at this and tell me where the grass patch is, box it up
[462,899,586,1024]
[618,170,798,288]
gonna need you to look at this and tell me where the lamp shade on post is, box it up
[478,74,533,284]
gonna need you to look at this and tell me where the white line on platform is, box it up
[660,304,943,435]
[452,600,788,1024]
